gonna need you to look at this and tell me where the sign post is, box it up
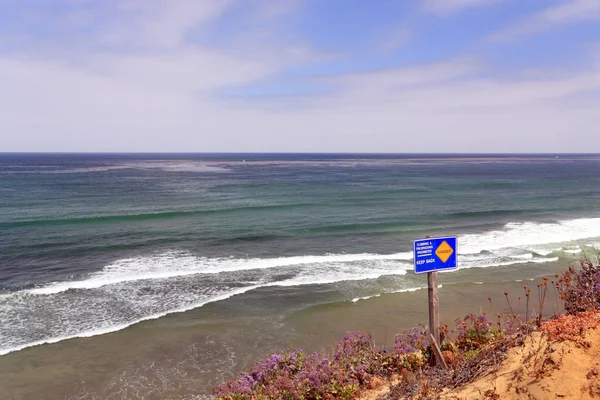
[413,236,457,365]
[427,270,440,347]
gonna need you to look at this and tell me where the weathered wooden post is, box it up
[427,270,440,345]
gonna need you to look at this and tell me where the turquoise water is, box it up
[1,153,600,397]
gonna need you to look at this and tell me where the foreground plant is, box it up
[213,332,387,400]
[557,256,600,314]
[214,312,524,399]
[540,311,600,347]
[455,313,501,350]
[215,327,447,400]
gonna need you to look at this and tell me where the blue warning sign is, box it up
[413,237,457,274]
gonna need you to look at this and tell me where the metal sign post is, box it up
[413,236,457,365]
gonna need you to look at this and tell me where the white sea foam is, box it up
[26,252,413,295]
[529,247,564,256]
[563,246,584,254]
[32,162,231,175]
[351,286,426,303]
[270,270,406,287]
[132,162,231,173]
[459,217,600,254]
[0,285,259,356]
[352,294,381,303]
[23,218,600,297]
[457,254,559,270]
[0,257,412,356]
[3,216,600,357]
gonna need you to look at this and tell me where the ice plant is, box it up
[541,311,600,347]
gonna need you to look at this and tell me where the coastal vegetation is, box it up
[214,255,600,399]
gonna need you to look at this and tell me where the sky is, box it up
[0,0,599,153]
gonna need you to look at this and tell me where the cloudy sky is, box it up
[1,0,599,153]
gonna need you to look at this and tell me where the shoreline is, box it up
[0,260,581,399]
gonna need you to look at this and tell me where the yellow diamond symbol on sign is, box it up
[435,241,454,263]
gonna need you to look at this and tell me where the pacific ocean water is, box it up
[1,153,599,398]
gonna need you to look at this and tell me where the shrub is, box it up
[557,256,600,314]
[393,326,431,370]
[213,332,380,400]
[455,313,501,350]
[540,311,600,347]
[394,326,430,356]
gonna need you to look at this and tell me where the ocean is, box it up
[0,153,599,399]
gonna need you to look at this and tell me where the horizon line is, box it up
[1,152,600,156]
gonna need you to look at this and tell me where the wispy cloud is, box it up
[324,58,481,94]
[489,0,600,41]
[94,0,232,49]
[423,0,504,15]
